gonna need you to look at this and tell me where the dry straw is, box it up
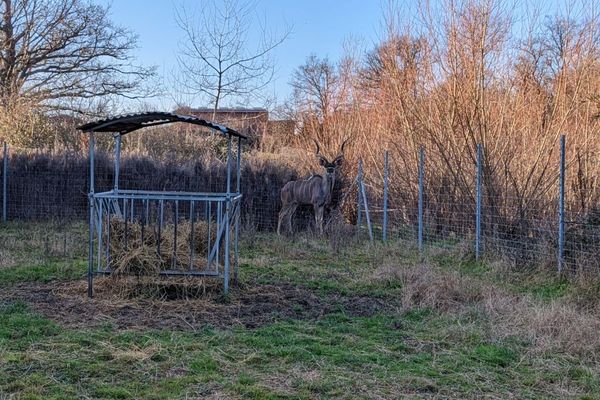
[102,217,232,299]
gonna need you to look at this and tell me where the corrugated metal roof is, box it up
[76,111,246,139]
[182,107,268,114]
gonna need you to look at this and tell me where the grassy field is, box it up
[1,222,600,399]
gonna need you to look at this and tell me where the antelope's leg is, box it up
[277,205,287,236]
[314,205,324,235]
[286,204,298,234]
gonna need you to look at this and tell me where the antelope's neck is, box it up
[322,173,335,195]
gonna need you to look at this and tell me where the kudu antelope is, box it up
[277,139,347,235]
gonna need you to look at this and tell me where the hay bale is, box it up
[113,246,162,276]
[105,216,233,276]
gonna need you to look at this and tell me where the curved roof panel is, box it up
[77,111,246,139]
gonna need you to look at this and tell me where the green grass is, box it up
[1,301,593,399]
[239,233,407,297]
[1,223,600,398]
[0,259,86,283]
[0,221,87,282]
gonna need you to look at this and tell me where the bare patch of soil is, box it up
[0,279,394,331]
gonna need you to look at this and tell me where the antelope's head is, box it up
[313,139,348,176]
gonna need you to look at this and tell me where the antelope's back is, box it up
[281,176,323,204]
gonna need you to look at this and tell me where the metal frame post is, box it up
[357,159,363,233]
[475,143,483,261]
[88,133,96,298]
[2,142,7,223]
[361,179,374,242]
[236,138,242,193]
[558,134,566,273]
[224,136,232,294]
[226,136,232,195]
[114,134,121,191]
[234,137,242,286]
[418,146,424,253]
[383,150,389,242]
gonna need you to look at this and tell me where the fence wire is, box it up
[1,138,599,274]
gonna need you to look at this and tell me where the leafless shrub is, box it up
[325,208,356,253]
[283,0,600,268]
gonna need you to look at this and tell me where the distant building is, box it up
[175,106,295,149]
[175,107,267,144]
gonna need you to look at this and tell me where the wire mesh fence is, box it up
[2,135,599,274]
[357,136,600,273]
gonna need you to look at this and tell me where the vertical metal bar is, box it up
[88,132,95,298]
[236,137,242,193]
[234,136,242,286]
[160,199,164,229]
[475,144,483,261]
[216,201,221,270]
[97,199,103,271]
[226,136,232,195]
[383,150,389,242]
[361,180,374,242]
[2,142,7,222]
[114,134,121,191]
[418,146,424,253]
[190,200,195,270]
[106,198,111,269]
[234,200,240,286]
[124,198,128,249]
[157,200,163,258]
[141,199,146,244]
[130,197,134,222]
[224,135,233,294]
[224,201,231,294]
[173,200,178,269]
[357,159,363,233]
[207,201,212,268]
[558,134,566,273]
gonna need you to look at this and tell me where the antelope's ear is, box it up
[333,156,344,166]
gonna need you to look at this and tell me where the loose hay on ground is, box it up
[94,275,225,301]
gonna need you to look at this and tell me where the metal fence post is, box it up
[418,146,424,253]
[360,178,374,243]
[2,142,7,223]
[475,143,483,261]
[357,159,363,234]
[383,150,389,242]
[88,133,96,298]
[558,134,566,273]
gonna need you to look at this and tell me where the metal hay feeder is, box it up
[78,112,245,297]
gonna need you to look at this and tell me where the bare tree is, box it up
[175,0,289,118]
[290,55,339,123]
[0,0,155,114]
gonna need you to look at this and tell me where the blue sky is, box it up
[101,0,387,110]
[101,0,572,111]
